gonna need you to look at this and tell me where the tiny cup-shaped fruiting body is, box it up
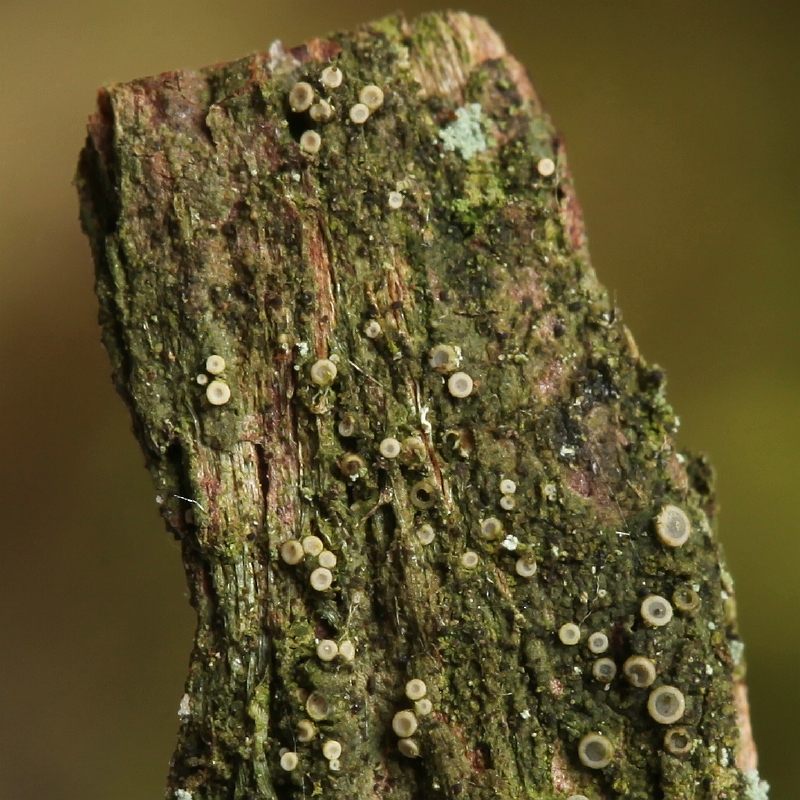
[359,84,384,111]
[328,759,341,771]
[392,710,418,738]
[299,130,322,154]
[648,685,686,724]
[338,640,356,661]
[673,586,702,613]
[400,436,427,467]
[196,373,209,386]
[364,320,382,338]
[310,358,337,386]
[206,380,231,405]
[480,517,503,540]
[641,595,674,627]
[536,157,556,177]
[664,727,694,756]
[289,81,314,113]
[387,191,404,209]
[280,539,305,565]
[280,751,299,771]
[428,344,459,373]
[322,739,342,760]
[567,796,590,800]
[558,623,581,646]
[310,567,333,592]
[320,65,343,89]
[306,691,329,721]
[340,453,366,480]
[414,698,433,716]
[447,371,474,398]
[410,479,437,510]
[499,495,516,511]
[592,658,617,683]
[379,437,402,459]
[398,737,420,758]
[499,479,517,495]
[309,100,334,123]
[656,504,691,547]
[416,524,435,545]
[405,679,427,701]
[588,632,609,654]
[338,413,357,437]
[578,733,613,769]
[443,427,473,458]
[302,536,324,556]
[297,719,316,742]
[206,354,226,375]
[460,551,479,569]
[349,103,370,124]
[318,550,337,569]
[623,655,657,688]
[316,639,339,662]
[515,556,537,579]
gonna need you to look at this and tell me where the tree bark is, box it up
[76,11,763,800]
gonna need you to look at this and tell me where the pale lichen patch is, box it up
[744,770,770,800]
[438,103,487,160]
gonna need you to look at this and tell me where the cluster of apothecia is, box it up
[196,354,231,406]
[391,678,433,759]
[275,538,355,775]
[286,65,386,159]
[554,505,698,771]
[280,533,341,594]
[278,328,702,779]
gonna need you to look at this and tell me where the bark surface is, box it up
[76,11,762,800]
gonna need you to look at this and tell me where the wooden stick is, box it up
[77,11,760,799]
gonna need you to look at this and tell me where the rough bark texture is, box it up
[76,11,764,800]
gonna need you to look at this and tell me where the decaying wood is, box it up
[76,11,764,800]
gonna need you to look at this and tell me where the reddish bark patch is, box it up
[535,358,567,399]
[506,266,544,310]
[554,135,587,254]
[567,469,592,498]
[734,681,758,771]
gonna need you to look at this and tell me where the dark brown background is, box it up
[1,1,797,797]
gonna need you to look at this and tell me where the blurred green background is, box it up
[1,1,797,797]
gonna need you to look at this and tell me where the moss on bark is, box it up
[76,11,760,800]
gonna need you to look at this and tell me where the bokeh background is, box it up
[1,1,797,797]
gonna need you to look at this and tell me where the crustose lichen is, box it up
[438,103,488,160]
